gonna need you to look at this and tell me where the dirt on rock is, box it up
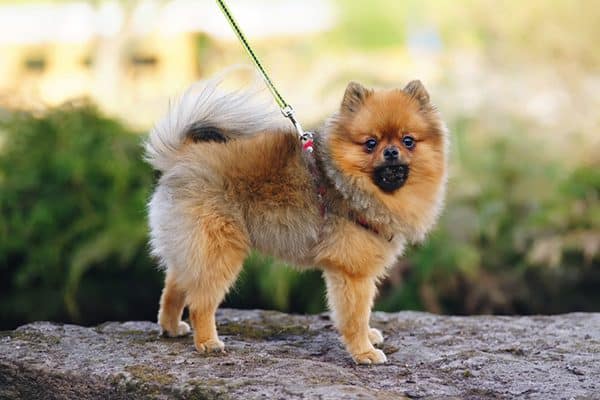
[0,309,598,399]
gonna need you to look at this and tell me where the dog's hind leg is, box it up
[158,270,191,337]
[187,211,249,353]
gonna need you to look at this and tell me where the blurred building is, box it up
[0,0,334,127]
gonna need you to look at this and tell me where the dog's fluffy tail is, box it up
[144,68,288,172]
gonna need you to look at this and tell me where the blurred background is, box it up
[0,0,598,330]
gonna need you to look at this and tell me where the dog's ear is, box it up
[341,81,371,113]
[403,80,430,107]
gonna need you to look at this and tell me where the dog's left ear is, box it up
[403,80,430,107]
[341,81,371,113]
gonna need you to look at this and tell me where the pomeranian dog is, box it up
[145,72,448,364]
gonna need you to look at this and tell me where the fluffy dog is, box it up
[145,73,448,364]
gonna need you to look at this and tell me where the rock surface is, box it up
[0,309,599,399]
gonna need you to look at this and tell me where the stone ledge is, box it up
[1,309,598,399]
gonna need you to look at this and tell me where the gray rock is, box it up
[1,309,599,399]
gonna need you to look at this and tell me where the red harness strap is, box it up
[349,210,379,235]
[303,138,393,242]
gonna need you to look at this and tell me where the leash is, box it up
[215,0,314,152]
[215,1,388,240]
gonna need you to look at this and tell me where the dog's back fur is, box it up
[144,73,288,172]
[146,74,325,278]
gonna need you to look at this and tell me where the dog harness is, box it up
[303,136,393,242]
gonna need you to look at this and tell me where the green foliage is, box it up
[0,105,597,329]
[0,104,324,329]
[376,119,600,314]
[225,252,325,315]
[0,103,161,327]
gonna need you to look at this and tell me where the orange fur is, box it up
[158,271,188,337]
[149,79,448,364]
[187,209,249,352]
[323,270,385,364]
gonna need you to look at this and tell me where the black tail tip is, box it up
[187,124,228,143]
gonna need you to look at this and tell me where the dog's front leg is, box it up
[323,269,387,364]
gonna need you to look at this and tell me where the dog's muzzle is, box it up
[373,163,409,192]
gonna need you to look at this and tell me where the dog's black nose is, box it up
[383,146,399,161]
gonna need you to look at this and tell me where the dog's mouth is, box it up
[373,163,409,193]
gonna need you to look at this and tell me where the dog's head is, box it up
[326,80,448,240]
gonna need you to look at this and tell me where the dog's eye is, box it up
[402,135,416,149]
[364,138,378,152]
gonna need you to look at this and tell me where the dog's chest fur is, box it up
[226,132,402,269]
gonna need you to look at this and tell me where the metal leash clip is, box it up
[216,0,312,151]
[281,105,313,152]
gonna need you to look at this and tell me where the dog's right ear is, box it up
[403,80,430,107]
[341,81,371,113]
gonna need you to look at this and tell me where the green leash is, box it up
[215,0,312,149]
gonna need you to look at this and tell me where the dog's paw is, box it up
[161,321,191,338]
[352,347,387,365]
[368,328,384,346]
[195,338,225,354]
